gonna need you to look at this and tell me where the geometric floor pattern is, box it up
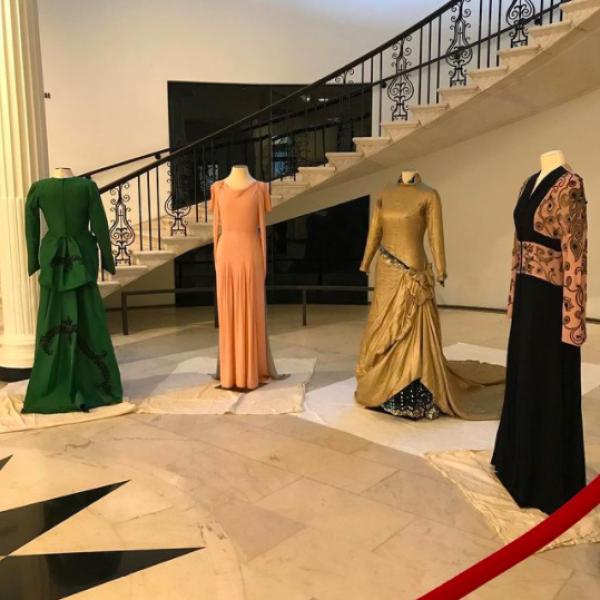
[0,457,202,600]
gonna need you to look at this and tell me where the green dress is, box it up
[23,177,123,414]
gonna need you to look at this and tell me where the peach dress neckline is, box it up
[221,179,258,193]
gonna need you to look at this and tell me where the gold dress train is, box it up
[355,175,504,420]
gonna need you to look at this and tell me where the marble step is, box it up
[270,180,310,201]
[133,250,177,268]
[114,264,149,285]
[352,136,392,157]
[297,165,336,186]
[467,65,509,91]
[270,193,286,207]
[437,84,480,109]
[163,235,208,253]
[528,20,573,49]
[409,103,449,126]
[98,280,121,299]
[325,151,363,172]
[498,43,541,70]
[562,0,600,28]
[380,120,421,142]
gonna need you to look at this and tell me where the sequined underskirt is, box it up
[379,379,440,420]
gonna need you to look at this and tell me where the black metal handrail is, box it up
[118,284,526,335]
[92,0,567,272]
[81,148,171,179]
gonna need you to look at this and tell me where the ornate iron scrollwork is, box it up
[334,67,355,84]
[387,36,414,121]
[165,161,190,237]
[108,183,135,265]
[506,0,536,47]
[446,0,473,87]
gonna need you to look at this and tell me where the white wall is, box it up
[38,0,442,173]
[397,87,600,319]
[267,86,600,319]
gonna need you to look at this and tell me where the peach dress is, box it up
[210,179,274,390]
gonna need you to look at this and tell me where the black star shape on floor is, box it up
[0,455,203,599]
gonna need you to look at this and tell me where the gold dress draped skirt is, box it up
[355,177,504,420]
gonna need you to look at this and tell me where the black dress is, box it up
[492,166,587,514]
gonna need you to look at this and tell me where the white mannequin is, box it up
[400,169,418,184]
[224,165,256,190]
[52,167,74,178]
[533,150,567,191]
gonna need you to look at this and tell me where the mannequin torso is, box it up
[533,151,567,191]
[224,165,256,190]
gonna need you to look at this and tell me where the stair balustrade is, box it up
[78,0,569,283]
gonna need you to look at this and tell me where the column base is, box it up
[0,365,31,382]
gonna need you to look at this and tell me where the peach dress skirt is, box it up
[210,179,274,390]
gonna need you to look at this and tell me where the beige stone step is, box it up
[270,193,285,207]
[297,165,336,186]
[498,44,541,70]
[270,180,310,201]
[133,250,176,268]
[380,120,420,142]
[468,65,509,91]
[437,84,480,109]
[325,151,363,171]
[98,280,121,299]
[352,136,392,157]
[114,264,150,285]
[409,103,449,126]
[562,0,600,28]
[528,20,573,49]
[163,235,208,253]
[186,221,213,236]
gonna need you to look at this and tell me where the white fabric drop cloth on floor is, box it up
[298,343,600,456]
[425,449,600,550]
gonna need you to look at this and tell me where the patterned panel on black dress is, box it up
[380,380,440,420]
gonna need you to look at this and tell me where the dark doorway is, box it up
[175,195,369,306]
[168,81,372,306]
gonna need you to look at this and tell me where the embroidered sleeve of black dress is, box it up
[557,173,587,346]
[507,234,519,319]
[360,195,383,272]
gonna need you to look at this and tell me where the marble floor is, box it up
[0,304,599,599]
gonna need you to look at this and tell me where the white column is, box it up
[0,0,49,376]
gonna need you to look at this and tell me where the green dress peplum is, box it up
[23,176,123,414]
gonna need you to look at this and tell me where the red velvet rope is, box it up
[418,475,600,599]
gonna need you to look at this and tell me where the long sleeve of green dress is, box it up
[25,183,41,276]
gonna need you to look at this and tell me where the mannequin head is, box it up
[539,150,566,172]
[400,170,419,184]
[52,167,74,178]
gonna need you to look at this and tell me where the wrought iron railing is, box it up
[88,0,567,273]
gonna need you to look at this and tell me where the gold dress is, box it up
[355,175,504,420]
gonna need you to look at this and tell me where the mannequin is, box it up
[533,150,567,190]
[52,167,74,178]
[224,165,256,190]
[356,169,503,421]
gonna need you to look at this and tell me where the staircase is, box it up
[83,0,600,300]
